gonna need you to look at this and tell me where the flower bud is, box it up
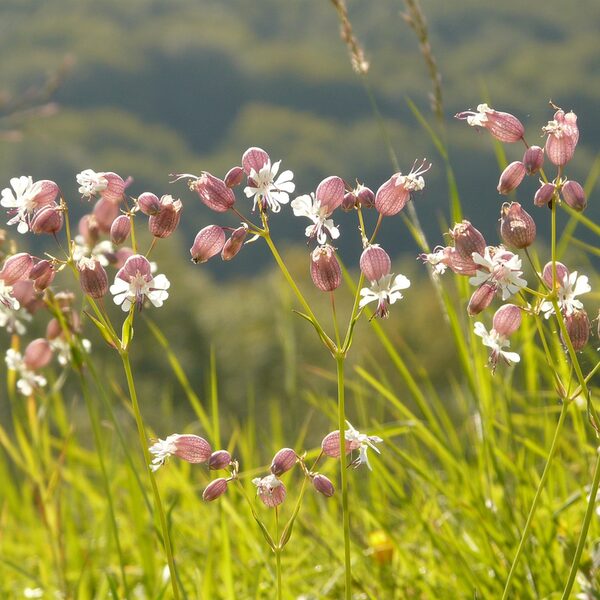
[30,260,55,291]
[360,245,391,282]
[493,304,522,337]
[312,474,335,497]
[500,202,536,248]
[149,196,182,238]
[316,176,345,213]
[208,450,231,470]
[0,253,33,284]
[31,203,63,234]
[194,173,235,212]
[113,247,134,269]
[24,338,53,370]
[190,225,226,264]
[375,176,409,216]
[497,161,526,194]
[450,221,486,260]
[110,215,131,245]
[270,448,297,476]
[78,257,109,299]
[523,146,544,175]
[321,430,360,458]
[224,166,244,188]
[561,180,586,212]
[221,226,248,261]
[137,192,161,216]
[544,109,578,166]
[467,282,497,316]
[202,478,228,502]
[93,197,120,233]
[172,434,212,463]
[46,318,62,340]
[542,261,569,288]
[342,191,357,211]
[310,245,341,292]
[357,186,375,208]
[563,309,590,352]
[79,214,100,246]
[534,182,556,208]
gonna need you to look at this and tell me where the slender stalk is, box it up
[120,352,180,600]
[561,450,600,599]
[275,507,282,600]
[501,402,569,599]
[336,355,352,600]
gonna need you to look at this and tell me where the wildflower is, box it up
[30,203,63,235]
[221,225,248,261]
[312,474,335,497]
[291,193,340,244]
[190,225,226,264]
[149,434,212,472]
[110,254,170,311]
[534,181,556,208]
[78,257,109,299]
[473,321,520,372]
[193,173,236,212]
[110,215,131,245]
[5,348,47,396]
[0,277,19,310]
[209,450,232,470]
[77,169,108,199]
[137,192,162,216]
[203,478,228,501]
[344,421,383,470]
[539,266,590,318]
[469,246,527,301]
[148,195,183,238]
[360,245,391,283]
[561,180,586,212]
[72,237,114,267]
[0,305,31,335]
[0,253,33,284]
[310,245,342,292]
[563,309,590,351]
[499,202,536,249]
[375,159,431,216]
[359,273,410,319]
[224,166,244,188]
[542,109,579,166]
[242,147,295,213]
[23,339,53,370]
[270,448,297,476]
[455,104,524,142]
[467,282,497,316]
[1,177,58,234]
[252,474,286,507]
[29,260,55,292]
[49,336,91,366]
[497,161,526,195]
[418,246,453,276]
[523,146,544,175]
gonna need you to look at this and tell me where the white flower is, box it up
[23,588,44,599]
[109,255,169,311]
[419,246,450,276]
[539,271,591,318]
[344,421,383,471]
[0,304,31,334]
[149,434,180,472]
[243,160,295,213]
[359,273,410,319]
[393,158,431,192]
[72,236,114,266]
[473,322,520,371]
[252,473,283,495]
[291,193,340,244]
[5,349,47,396]
[49,337,92,366]
[464,103,492,127]
[469,246,527,300]
[76,169,107,199]
[0,278,19,310]
[0,176,43,234]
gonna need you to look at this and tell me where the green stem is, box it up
[561,449,600,599]
[336,355,352,600]
[501,401,569,599]
[120,351,181,600]
[275,507,282,600]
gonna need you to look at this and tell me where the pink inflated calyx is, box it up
[312,474,335,497]
[194,173,235,213]
[500,202,536,249]
[253,475,286,508]
[492,304,522,337]
[0,253,33,285]
[270,448,297,476]
[202,478,228,502]
[171,434,212,463]
[149,195,182,238]
[523,146,544,175]
[190,225,226,264]
[542,261,569,289]
[224,166,244,188]
[31,203,63,234]
[561,180,586,212]
[315,176,345,214]
[242,147,270,175]
[93,197,121,233]
[30,260,55,291]
[221,225,248,261]
[310,245,341,292]
[110,215,131,245]
[208,450,231,470]
[450,221,486,261]
[78,257,109,299]
[101,172,126,203]
[563,309,590,351]
[137,192,161,216]
[543,109,579,166]
[23,338,53,370]
[375,159,430,216]
[321,430,360,458]
[497,161,526,195]
[467,282,497,316]
[534,182,556,208]
[360,245,391,283]
[455,104,524,142]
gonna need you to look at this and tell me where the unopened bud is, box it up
[497,161,526,195]
[224,166,244,188]
[563,309,590,352]
[523,146,544,175]
[467,282,497,316]
[78,258,108,299]
[321,430,360,458]
[360,245,391,282]
[221,226,248,261]
[93,197,120,233]
[79,214,100,246]
[30,260,55,291]
[209,450,232,470]
[31,203,63,234]
[46,318,62,340]
[137,192,161,216]
[450,221,486,260]
[534,182,556,208]
[194,173,235,212]
[500,202,536,248]
[310,245,341,292]
[0,253,33,284]
[202,478,228,502]
[561,180,586,212]
[542,261,569,288]
[316,176,345,213]
[110,215,131,245]
[270,448,297,476]
[149,196,182,238]
[312,474,335,497]
[357,186,375,208]
[342,192,357,211]
[492,304,522,337]
[24,338,53,370]
[190,225,226,264]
